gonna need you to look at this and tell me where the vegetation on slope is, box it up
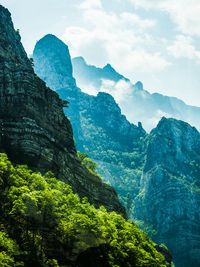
[0,153,170,267]
[77,151,99,177]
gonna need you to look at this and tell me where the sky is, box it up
[1,0,200,106]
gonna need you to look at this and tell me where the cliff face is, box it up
[34,34,77,91]
[34,34,85,150]
[0,5,124,214]
[135,118,200,267]
[77,91,146,152]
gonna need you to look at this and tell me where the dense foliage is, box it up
[0,153,170,267]
[77,152,99,177]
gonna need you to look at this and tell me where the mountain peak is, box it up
[39,34,61,42]
[34,34,70,56]
[151,117,200,155]
[156,117,197,132]
[72,57,130,90]
[73,56,86,64]
[103,63,115,71]
[134,81,144,91]
[0,4,10,16]
[33,34,76,90]
[0,5,32,69]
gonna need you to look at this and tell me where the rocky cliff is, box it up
[0,5,124,214]
[135,118,200,267]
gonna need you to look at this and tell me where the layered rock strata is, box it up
[0,5,124,213]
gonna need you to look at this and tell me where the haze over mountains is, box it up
[72,56,200,132]
[33,34,200,267]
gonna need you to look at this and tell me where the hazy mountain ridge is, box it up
[33,34,200,267]
[72,56,200,132]
[72,56,130,89]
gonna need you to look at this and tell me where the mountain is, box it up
[135,118,200,267]
[33,34,200,267]
[0,6,124,213]
[0,4,173,267]
[72,56,130,89]
[72,56,200,132]
[33,34,146,211]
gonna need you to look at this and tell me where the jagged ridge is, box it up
[72,56,200,132]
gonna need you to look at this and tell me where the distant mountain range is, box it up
[72,56,129,88]
[72,56,200,132]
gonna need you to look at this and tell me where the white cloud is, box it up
[131,0,200,36]
[98,81,173,130]
[79,0,102,10]
[62,0,170,75]
[79,83,99,96]
[168,35,200,63]
[131,0,163,9]
[99,79,133,103]
[78,78,134,103]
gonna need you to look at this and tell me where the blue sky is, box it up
[1,0,200,106]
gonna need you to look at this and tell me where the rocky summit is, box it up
[33,33,200,267]
[0,5,124,213]
[135,118,200,267]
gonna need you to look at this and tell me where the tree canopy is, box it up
[0,153,170,267]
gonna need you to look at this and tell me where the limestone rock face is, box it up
[34,34,76,90]
[0,5,124,214]
[33,34,84,149]
[135,118,200,267]
[77,91,146,152]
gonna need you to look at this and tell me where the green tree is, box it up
[0,153,170,267]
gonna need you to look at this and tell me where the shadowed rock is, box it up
[0,5,124,214]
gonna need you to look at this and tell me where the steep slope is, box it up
[0,5,124,213]
[72,56,200,132]
[33,35,146,211]
[135,118,200,267]
[33,34,200,267]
